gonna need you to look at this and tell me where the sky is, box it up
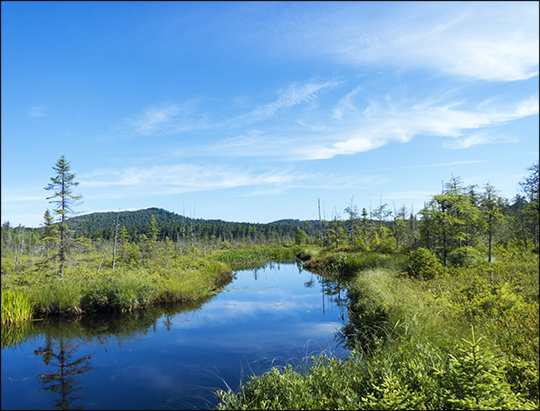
[1,1,538,228]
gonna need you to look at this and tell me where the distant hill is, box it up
[68,207,321,242]
[69,207,190,232]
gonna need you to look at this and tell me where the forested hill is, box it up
[70,207,193,231]
[68,207,321,242]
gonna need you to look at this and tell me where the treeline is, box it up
[303,164,538,267]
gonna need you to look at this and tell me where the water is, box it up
[1,262,349,410]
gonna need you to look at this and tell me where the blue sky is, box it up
[2,1,538,228]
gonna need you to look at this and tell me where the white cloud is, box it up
[119,101,206,137]
[27,105,46,118]
[177,91,537,162]
[79,162,383,201]
[2,195,44,202]
[215,79,342,128]
[377,160,486,171]
[268,94,538,160]
[332,87,362,120]
[264,2,538,82]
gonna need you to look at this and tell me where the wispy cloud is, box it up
[80,164,301,194]
[215,79,343,128]
[311,93,538,159]
[444,132,518,150]
[114,78,342,138]
[1,195,44,202]
[332,87,362,120]
[271,2,539,82]
[197,93,538,161]
[79,163,381,199]
[118,100,207,137]
[26,105,46,118]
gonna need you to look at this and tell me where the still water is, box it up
[1,262,349,410]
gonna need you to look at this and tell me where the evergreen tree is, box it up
[518,161,539,250]
[148,215,160,242]
[44,155,83,277]
[479,183,507,263]
[40,209,59,260]
[419,176,480,267]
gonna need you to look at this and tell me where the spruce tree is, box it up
[44,155,83,277]
[40,209,59,260]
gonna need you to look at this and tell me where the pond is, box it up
[1,262,350,410]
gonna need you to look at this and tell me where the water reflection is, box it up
[34,336,97,410]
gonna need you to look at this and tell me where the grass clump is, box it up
[303,250,406,277]
[1,288,34,325]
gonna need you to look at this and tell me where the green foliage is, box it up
[212,246,301,268]
[302,250,405,277]
[44,155,83,277]
[447,245,481,267]
[437,328,534,410]
[80,279,158,313]
[294,227,310,246]
[406,247,445,279]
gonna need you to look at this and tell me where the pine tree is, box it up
[44,155,83,277]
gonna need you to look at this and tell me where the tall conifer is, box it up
[44,155,83,277]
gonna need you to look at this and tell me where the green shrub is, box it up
[448,246,481,268]
[81,276,156,313]
[81,287,110,312]
[407,247,445,280]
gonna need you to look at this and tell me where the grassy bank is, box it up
[1,253,232,318]
[217,246,539,410]
[0,244,301,321]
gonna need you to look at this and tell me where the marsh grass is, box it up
[3,255,232,318]
[352,268,468,348]
[302,250,407,277]
[1,288,34,325]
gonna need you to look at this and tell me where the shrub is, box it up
[407,247,444,280]
[448,246,481,267]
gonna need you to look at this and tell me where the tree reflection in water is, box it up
[34,336,98,410]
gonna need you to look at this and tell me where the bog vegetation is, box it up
[1,156,538,410]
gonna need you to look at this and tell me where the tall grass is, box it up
[1,289,34,325]
[349,267,468,348]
